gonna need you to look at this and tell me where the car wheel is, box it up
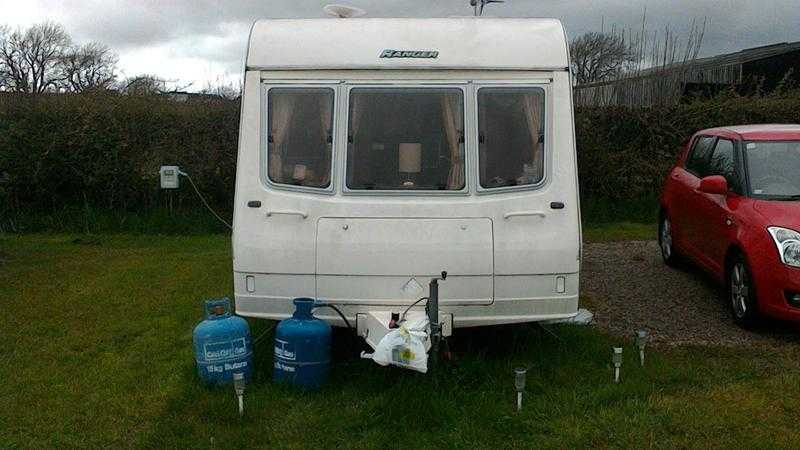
[728,254,759,327]
[659,214,679,266]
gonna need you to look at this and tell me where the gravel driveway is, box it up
[582,240,800,347]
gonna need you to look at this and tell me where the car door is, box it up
[671,135,716,258]
[693,138,741,273]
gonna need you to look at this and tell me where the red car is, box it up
[659,124,800,326]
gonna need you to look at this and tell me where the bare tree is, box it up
[0,22,71,93]
[121,74,195,96]
[0,26,9,90]
[121,74,167,95]
[199,75,242,100]
[573,13,707,108]
[59,42,118,92]
[0,25,23,92]
[570,32,635,85]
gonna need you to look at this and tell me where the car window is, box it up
[685,136,716,177]
[708,138,739,190]
[745,141,800,198]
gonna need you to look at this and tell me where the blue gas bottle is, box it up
[193,298,253,385]
[273,298,331,390]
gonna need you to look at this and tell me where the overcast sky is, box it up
[1,0,798,91]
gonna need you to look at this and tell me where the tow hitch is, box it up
[426,271,449,363]
[359,271,452,372]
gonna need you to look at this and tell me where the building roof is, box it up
[246,18,568,71]
[579,40,800,90]
[631,41,800,79]
[691,41,800,69]
[702,124,800,140]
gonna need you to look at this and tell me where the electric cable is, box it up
[536,322,564,343]
[181,171,232,230]
[313,303,354,329]
[252,323,276,346]
[400,296,429,322]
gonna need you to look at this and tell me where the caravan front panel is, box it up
[233,18,581,328]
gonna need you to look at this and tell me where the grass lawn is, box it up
[1,232,799,449]
[582,222,655,243]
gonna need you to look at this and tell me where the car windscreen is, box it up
[744,141,800,199]
[346,88,465,191]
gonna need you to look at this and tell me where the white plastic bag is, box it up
[364,317,429,373]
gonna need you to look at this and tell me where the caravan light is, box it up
[514,367,527,412]
[634,330,649,367]
[612,347,623,383]
[233,372,246,417]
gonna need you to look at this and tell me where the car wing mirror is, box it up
[698,175,728,196]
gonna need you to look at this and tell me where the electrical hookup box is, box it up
[160,166,181,189]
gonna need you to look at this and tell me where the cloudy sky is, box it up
[1,0,798,91]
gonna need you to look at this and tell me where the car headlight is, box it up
[768,227,800,268]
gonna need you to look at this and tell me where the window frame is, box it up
[261,83,338,195]
[707,137,743,194]
[474,83,551,195]
[341,82,470,196]
[684,135,718,179]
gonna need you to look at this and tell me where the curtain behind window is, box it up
[522,93,543,175]
[268,94,294,182]
[319,95,333,185]
[442,93,464,189]
[347,95,363,185]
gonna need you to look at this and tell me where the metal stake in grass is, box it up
[233,372,246,417]
[634,330,649,367]
[514,367,527,412]
[612,347,623,383]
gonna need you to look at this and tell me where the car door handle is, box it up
[504,211,547,220]
[266,210,308,219]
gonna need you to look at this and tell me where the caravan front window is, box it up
[478,87,545,189]
[267,87,334,189]
[346,88,465,191]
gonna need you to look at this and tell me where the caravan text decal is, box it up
[380,49,439,59]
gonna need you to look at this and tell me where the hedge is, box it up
[2,88,800,233]
[0,92,238,232]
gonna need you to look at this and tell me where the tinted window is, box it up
[267,88,334,188]
[685,136,716,177]
[478,87,545,189]
[346,88,465,191]
[709,139,738,189]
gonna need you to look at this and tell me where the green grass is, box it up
[0,206,231,235]
[1,233,799,449]
[583,222,655,243]
[580,197,659,226]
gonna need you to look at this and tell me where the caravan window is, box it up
[478,87,545,189]
[267,87,334,189]
[346,88,465,191]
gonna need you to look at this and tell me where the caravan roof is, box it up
[246,18,569,71]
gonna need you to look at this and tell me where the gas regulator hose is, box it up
[313,302,354,330]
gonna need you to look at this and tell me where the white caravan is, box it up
[232,17,581,344]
